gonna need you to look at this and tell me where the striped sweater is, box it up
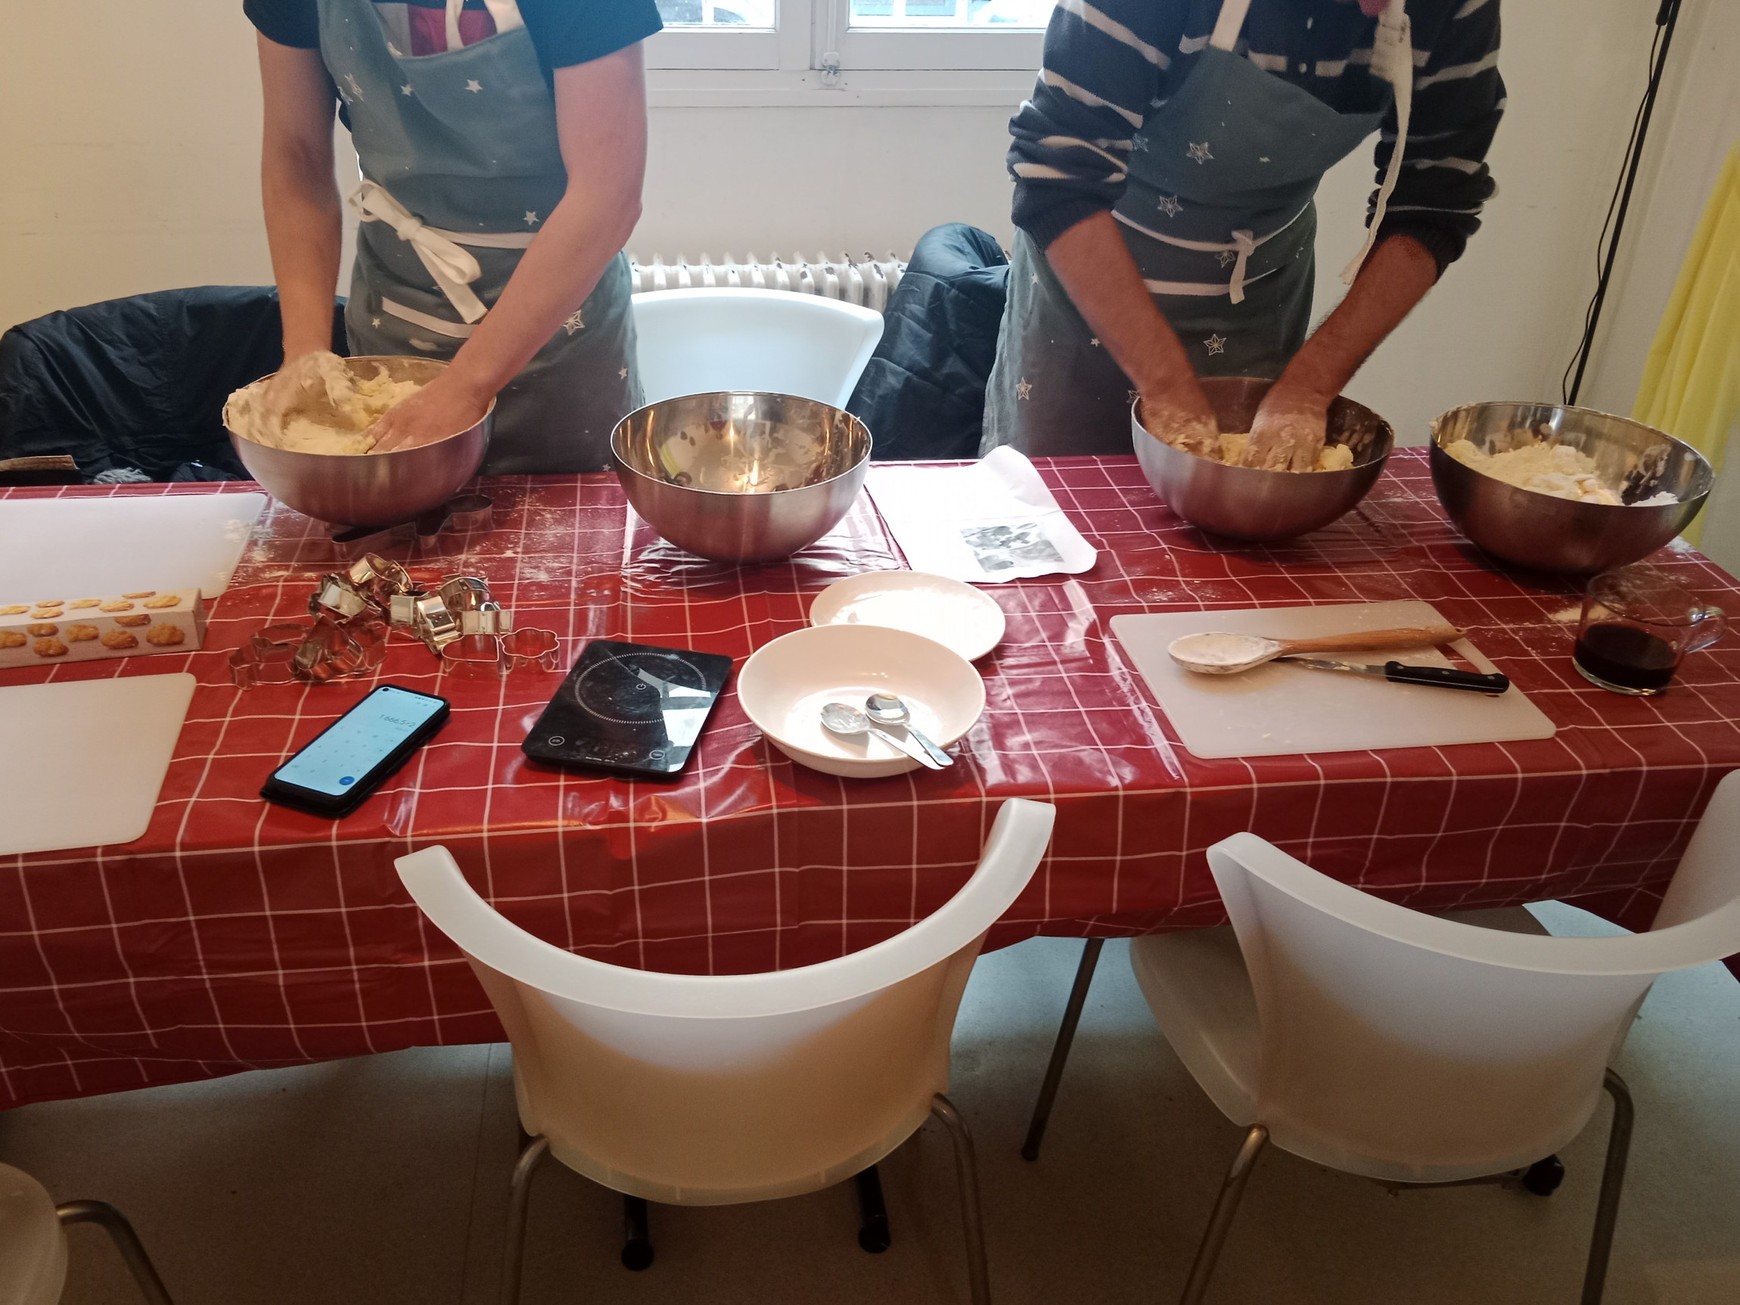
[1009,0,1505,274]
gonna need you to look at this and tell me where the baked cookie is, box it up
[66,624,100,642]
[122,591,155,599]
[143,594,181,609]
[145,624,185,647]
[26,623,58,636]
[0,605,28,615]
[30,610,62,620]
[0,630,25,648]
[33,638,68,658]
[114,614,151,628]
[34,600,63,609]
[68,599,100,609]
[100,601,133,613]
[100,629,139,650]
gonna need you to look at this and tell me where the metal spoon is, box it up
[1167,625,1465,676]
[820,702,945,770]
[864,693,954,768]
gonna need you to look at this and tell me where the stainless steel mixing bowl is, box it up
[1429,401,1713,574]
[612,391,872,563]
[225,356,492,528]
[1130,376,1393,542]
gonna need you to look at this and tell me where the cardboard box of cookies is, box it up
[0,589,206,668]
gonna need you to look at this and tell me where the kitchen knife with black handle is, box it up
[1281,657,1511,694]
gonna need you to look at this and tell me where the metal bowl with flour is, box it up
[1429,401,1712,574]
[1131,376,1394,543]
[612,391,872,563]
[225,356,492,529]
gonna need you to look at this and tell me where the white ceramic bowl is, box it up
[808,570,1007,662]
[738,624,986,778]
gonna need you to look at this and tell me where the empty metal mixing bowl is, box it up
[1131,376,1394,542]
[1429,401,1712,574]
[612,391,872,562]
[225,356,491,528]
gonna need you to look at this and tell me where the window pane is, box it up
[654,1,776,28]
[848,0,1056,29]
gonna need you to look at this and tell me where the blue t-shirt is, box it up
[245,0,663,80]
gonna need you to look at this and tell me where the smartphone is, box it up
[262,684,450,818]
[521,639,732,779]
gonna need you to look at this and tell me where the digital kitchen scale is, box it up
[521,639,733,778]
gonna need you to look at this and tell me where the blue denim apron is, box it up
[316,0,640,473]
[983,0,1413,457]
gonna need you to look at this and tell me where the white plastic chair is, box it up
[0,1164,174,1305]
[1022,769,1740,1305]
[395,797,1055,1305]
[630,287,884,408]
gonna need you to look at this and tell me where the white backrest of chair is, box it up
[631,287,884,408]
[1208,827,1740,1179]
[396,799,1053,1204]
[0,1163,68,1305]
[1652,769,1740,929]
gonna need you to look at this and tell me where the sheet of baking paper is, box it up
[865,448,1098,583]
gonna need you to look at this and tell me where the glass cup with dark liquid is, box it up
[1573,567,1725,696]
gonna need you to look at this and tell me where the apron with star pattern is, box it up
[317,0,640,474]
[982,0,1413,457]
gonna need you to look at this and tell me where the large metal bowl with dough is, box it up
[1131,376,1393,542]
[612,390,872,562]
[225,356,492,528]
[1429,401,1712,574]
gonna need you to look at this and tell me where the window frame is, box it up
[643,1,1049,81]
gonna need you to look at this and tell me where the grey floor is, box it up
[4,906,1738,1305]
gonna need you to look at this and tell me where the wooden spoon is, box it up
[1168,625,1465,676]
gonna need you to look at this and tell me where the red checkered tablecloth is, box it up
[4,452,1737,1109]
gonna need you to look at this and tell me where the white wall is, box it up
[0,0,1728,451]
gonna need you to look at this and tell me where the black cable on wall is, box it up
[1562,0,1683,408]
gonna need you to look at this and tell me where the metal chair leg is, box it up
[501,1135,550,1305]
[1021,936,1105,1161]
[621,1194,655,1271]
[56,1201,175,1305]
[1580,1070,1635,1305]
[1178,1125,1269,1305]
[852,1164,892,1253]
[930,1094,992,1305]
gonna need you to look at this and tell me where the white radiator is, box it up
[627,252,909,313]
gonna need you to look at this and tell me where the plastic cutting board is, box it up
[0,674,196,855]
[0,493,267,601]
[1112,601,1557,759]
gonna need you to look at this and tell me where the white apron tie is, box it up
[349,181,490,324]
[1341,0,1414,285]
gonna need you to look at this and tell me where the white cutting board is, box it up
[1112,601,1557,759]
[0,493,266,601]
[0,674,196,855]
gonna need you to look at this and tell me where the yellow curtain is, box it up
[1633,146,1740,546]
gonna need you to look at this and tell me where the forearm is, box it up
[438,185,639,404]
[1046,212,1207,411]
[1274,234,1438,405]
[261,146,342,359]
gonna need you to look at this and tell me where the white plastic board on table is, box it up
[0,674,196,856]
[0,493,267,601]
[1112,601,1557,760]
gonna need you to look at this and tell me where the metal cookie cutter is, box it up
[227,623,306,688]
[438,625,561,678]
